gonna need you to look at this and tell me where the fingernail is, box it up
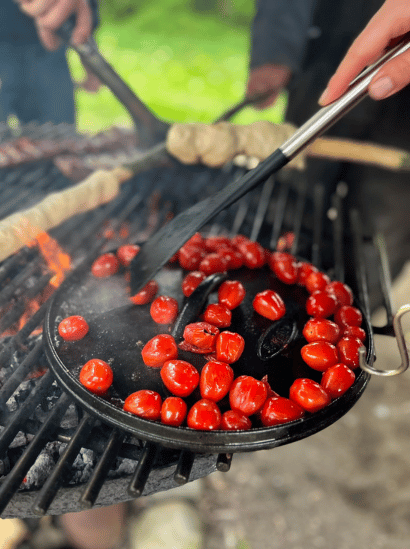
[369,76,393,99]
[318,88,330,106]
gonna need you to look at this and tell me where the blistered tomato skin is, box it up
[301,341,339,372]
[181,271,206,297]
[260,396,305,426]
[183,322,219,349]
[302,318,340,344]
[297,262,318,286]
[79,359,113,395]
[334,306,363,328]
[116,244,140,267]
[269,252,299,284]
[203,303,232,328]
[321,363,356,399]
[306,290,338,318]
[141,334,178,368]
[252,289,286,321]
[187,399,222,430]
[215,331,245,364]
[91,253,120,277]
[325,281,353,307]
[130,280,158,305]
[342,325,366,342]
[337,336,364,369]
[220,410,252,431]
[200,360,234,401]
[58,315,89,341]
[218,280,246,310]
[150,296,179,324]
[289,378,331,413]
[305,271,331,294]
[160,360,200,397]
[229,375,268,416]
[123,390,162,420]
[160,397,187,427]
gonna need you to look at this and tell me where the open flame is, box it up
[35,231,71,287]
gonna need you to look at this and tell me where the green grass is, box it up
[69,1,286,134]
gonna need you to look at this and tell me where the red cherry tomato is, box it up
[116,244,140,267]
[58,315,89,341]
[130,280,158,305]
[252,289,286,321]
[150,296,179,324]
[215,331,245,364]
[181,271,206,297]
[178,340,214,355]
[337,336,364,369]
[342,325,366,342]
[325,281,353,307]
[321,363,356,399]
[220,410,252,431]
[297,262,318,286]
[289,378,331,413]
[183,322,219,349]
[218,280,246,310]
[334,305,363,328]
[187,399,222,430]
[204,235,231,252]
[203,303,232,328]
[179,244,206,271]
[123,390,162,420]
[79,359,113,395]
[141,334,178,368]
[261,375,280,398]
[305,271,331,294]
[91,253,120,277]
[260,396,305,426]
[302,318,340,344]
[200,360,234,401]
[199,253,229,275]
[306,290,338,318]
[229,375,268,416]
[160,359,200,397]
[186,232,205,247]
[235,239,266,269]
[301,341,339,372]
[223,248,244,270]
[160,396,187,427]
[269,252,299,284]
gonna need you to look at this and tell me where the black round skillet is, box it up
[43,258,372,454]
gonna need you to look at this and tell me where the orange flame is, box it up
[35,231,71,287]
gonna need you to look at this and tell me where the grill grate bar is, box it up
[0,392,71,516]
[329,186,345,282]
[216,453,232,472]
[127,441,160,497]
[269,181,290,249]
[249,177,276,242]
[174,450,195,486]
[32,413,96,516]
[311,183,325,268]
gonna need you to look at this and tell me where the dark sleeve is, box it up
[250,0,318,73]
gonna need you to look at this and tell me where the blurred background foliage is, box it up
[68,0,286,133]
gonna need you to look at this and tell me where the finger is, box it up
[36,24,61,50]
[36,0,74,31]
[368,48,410,99]
[71,0,92,45]
[19,0,57,18]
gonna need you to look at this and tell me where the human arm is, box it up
[319,0,410,105]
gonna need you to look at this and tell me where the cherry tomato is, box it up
[220,410,252,431]
[79,359,113,395]
[223,248,244,270]
[181,271,206,297]
[321,363,356,399]
[302,318,340,344]
[268,252,299,284]
[253,289,286,321]
[186,232,205,247]
[260,396,305,426]
[160,396,187,427]
[179,244,206,271]
[203,303,232,328]
[289,378,331,413]
[301,341,339,372]
[116,244,140,267]
[342,325,366,342]
[199,253,229,275]
[261,375,279,398]
[200,360,234,401]
[215,331,245,364]
[178,340,214,354]
[337,336,364,369]
[204,235,231,252]
[91,253,120,277]
[160,359,199,397]
[123,390,162,420]
[297,262,318,286]
[130,280,158,305]
[229,375,268,416]
[325,281,353,307]
[334,305,363,328]
[187,399,221,430]
[150,295,179,324]
[218,280,246,310]
[141,334,178,368]
[305,271,331,294]
[183,322,219,349]
[58,315,89,341]
[235,239,266,269]
[306,290,338,318]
